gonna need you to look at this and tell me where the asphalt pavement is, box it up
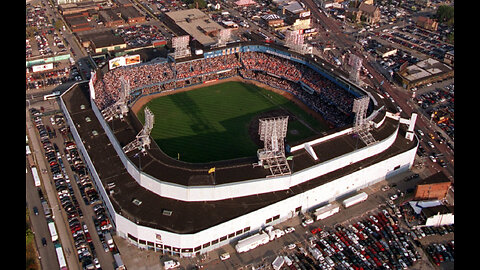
[26,160,60,270]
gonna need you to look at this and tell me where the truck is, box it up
[308,246,323,261]
[105,232,115,251]
[342,192,368,208]
[314,202,340,220]
[272,256,285,270]
[235,232,270,253]
[113,253,126,270]
[164,260,180,269]
[42,200,51,218]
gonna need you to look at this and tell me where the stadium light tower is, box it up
[171,35,191,59]
[348,54,363,84]
[123,107,155,154]
[256,116,291,177]
[216,28,231,47]
[351,96,376,145]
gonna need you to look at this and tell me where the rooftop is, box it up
[166,9,224,47]
[401,58,452,82]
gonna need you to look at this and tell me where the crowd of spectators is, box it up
[92,52,356,128]
[93,62,175,110]
[240,52,302,82]
[239,69,352,127]
[239,52,355,126]
[300,68,354,115]
[175,54,241,79]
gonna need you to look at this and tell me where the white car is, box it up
[93,257,100,268]
[220,252,230,261]
[273,228,285,238]
[427,141,435,149]
[164,260,180,269]
[284,227,295,234]
[390,194,398,201]
[301,218,314,227]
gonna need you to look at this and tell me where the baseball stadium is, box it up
[59,42,419,257]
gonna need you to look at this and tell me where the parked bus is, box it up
[48,221,58,242]
[31,166,41,187]
[54,243,68,270]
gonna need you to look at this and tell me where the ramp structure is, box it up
[256,116,291,177]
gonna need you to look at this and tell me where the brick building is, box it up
[414,172,451,200]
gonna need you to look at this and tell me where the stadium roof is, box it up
[62,82,416,234]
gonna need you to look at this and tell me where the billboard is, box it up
[109,57,125,70]
[32,63,54,73]
[89,70,97,100]
[125,55,141,66]
[109,54,141,70]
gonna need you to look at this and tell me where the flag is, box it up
[208,167,216,174]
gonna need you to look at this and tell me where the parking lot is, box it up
[27,104,119,270]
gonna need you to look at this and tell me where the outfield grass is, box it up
[138,81,327,163]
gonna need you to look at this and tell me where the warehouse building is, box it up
[395,58,454,90]
[421,205,454,227]
[78,30,127,54]
[165,9,225,48]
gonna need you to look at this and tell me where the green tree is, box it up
[183,0,207,9]
[436,5,454,25]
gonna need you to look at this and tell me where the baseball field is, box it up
[137,81,328,163]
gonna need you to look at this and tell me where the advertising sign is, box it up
[125,55,141,66]
[32,63,54,73]
[109,57,125,70]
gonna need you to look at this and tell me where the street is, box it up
[26,160,60,270]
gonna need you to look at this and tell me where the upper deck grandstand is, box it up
[92,44,364,130]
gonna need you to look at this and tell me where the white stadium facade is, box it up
[59,42,418,257]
